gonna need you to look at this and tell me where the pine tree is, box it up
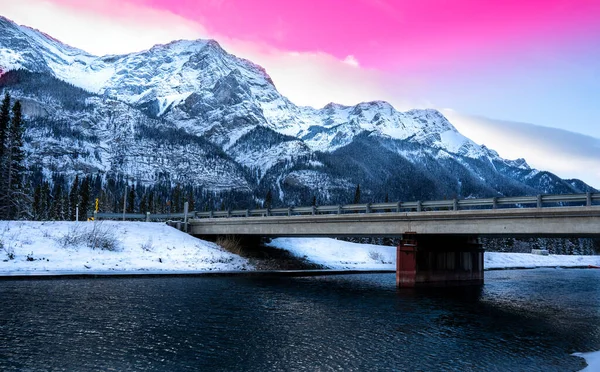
[5,100,27,219]
[0,93,9,161]
[139,194,148,214]
[51,183,65,220]
[172,184,182,213]
[33,184,42,220]
[187,191,195,212]
[353,184,361,204]
[148,191,155,214]
[0,93,11,219]
[264,189,272,209]
[127,184,135,213]
[40,181,51,220]
[69,175,80,221]
[384,192,392,212]
[79,176,91,219]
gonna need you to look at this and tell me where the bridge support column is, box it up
[396,234,484,288]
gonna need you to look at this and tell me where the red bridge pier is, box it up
[396,234,484,288]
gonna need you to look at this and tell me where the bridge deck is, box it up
[188,206,600,237]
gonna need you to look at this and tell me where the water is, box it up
[1,269,599,371]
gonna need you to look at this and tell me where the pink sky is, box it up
[2,0,600,186]
[51,0,600,73]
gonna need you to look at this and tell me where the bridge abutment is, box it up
[396,234,484,288]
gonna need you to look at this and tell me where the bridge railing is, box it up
[192,192,599,219]
[94,212,190,221]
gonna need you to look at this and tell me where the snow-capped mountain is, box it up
[0,16,595,205]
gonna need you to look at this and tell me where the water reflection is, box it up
[0,269,597,371]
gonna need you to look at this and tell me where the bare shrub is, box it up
[58,222,121,251]
[368,250,386,263]
[216,235,244,256]
[58,224,84,247]
[0,224,15,260]
[206,253,235,264]
[1,239,15,260]
[140,237,154,252]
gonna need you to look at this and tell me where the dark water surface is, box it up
[1,269,599,371]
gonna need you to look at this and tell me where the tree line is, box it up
[26,172,258,221]
[0,93,27,219]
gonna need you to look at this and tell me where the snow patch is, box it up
[485,252,600,269]
[267,238,396,270]
[157,92,193,117]
[572,350,600,371]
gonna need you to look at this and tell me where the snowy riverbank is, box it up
[1,221,599,275]
[0,221,251,274]
[267,237,600,270]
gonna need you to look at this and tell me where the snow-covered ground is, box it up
[267,237,600,270]
[0,221,251,274]
[1,221,599,275]
[573,351,600,372]
[485,251,600,269]
[267,237,396,270]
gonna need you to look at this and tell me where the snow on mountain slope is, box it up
[296,104,488,158]
[0,16,113,92]
[3,70,251,190]
[0,15,491,161]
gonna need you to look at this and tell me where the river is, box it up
[1,269,599,371]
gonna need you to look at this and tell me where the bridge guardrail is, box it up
[95,212,189,221]
[191,192,599,220]
[92,192,599,221]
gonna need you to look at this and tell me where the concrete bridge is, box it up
[188,193,600,237]
[187,193,600,288]
[188,205,600,237]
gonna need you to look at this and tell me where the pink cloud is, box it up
[39,0,600,76]
[127,0,600,72]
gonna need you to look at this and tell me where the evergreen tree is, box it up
[0,93,11,219]
[353,184,361,204]
[172,184,182,213]
[187,191,195,212]
[40,181,51,220]
[4,100,27,219]
[139,194,148,214]
[148,191,155,214]
[33,184,42,220]
[264,189,272,209]
[79,176,91,219]
[127,184,136,213]
[69,175,80,220]
[384,192,390,212]
[51,183,65,220]
[0,93,9,162]
[98,189,109,214]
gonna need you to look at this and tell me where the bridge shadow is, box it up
[200,235,326,270]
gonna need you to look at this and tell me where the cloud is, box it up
[1,0,208,55]
[443,110,600,189]
[342,55,360,67]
